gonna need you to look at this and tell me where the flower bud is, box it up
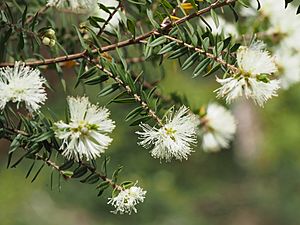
[49,39,56,47]
[42,37,51,46]
[47,28,55,36]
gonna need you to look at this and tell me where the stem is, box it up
[97,1,122,36]
[35,153,122,190]
[90,60,164,126]
[157,32,239,73]
[25,5,50,24]
[4,126,122,190]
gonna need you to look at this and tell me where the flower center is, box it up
[165,127,177,141]
[10,88,25,100]
[70,121,98,136]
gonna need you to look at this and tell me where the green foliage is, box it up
[0,0,296,218]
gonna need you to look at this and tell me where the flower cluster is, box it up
[136,106,199,162]
[108,184,146,215]
[53,96,115,161]
[215,41,280,107]
[242,0,300,88]
[0,62,47,112]
[200,103,236,152]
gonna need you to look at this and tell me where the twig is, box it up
[97,1,122,36]
[25,5,50,24]
[157,32,239,73]
[89,60,164,126]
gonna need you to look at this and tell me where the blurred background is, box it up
[2,0,300,224]
[1,60,300,225]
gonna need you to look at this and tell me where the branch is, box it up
[35,153,122,190]
[0,0,237,67]
[89,60,164,126]
[156,32,239,73]
[4,126,123,190]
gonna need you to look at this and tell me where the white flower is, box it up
[108,184,146,215]
[89,0,121,31]
[136,106,199,162]
[241,0,285,18]
[215,41,280,107]
[242,0,300,42]
[0,62,47,112]
[200,103,236,152]
[275,50,300,89]
[53,96,115,161]
[47,0,98,14]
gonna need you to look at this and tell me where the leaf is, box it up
[210,10,219,28]
[31,164,45,183]
[181,52,200,71]
[149,36,167,47]
[112,166,123,182]
[230,43,241,52]
[84,75,109,85]
[9,134,23,153]
[121,181,133,188]
[158,41,177,55]
[130,115,152,126]
[72,166,88,178]
[144,36,154,59]
[59,160,74,170]
[127,18,136,38]
[201,37,210,52]
[79,66,98,80]
[96,180,110,189]
[203,63,221,77]
[193,58,211,78]
[96,181,110,196]
[81,174,100,184]
[25,160,36,178]
[222,36,232,50]
[98,83,120,97]
[21,4,28,27]
[17,33,24,51]
[168,47,188,59]
[112,98,136,103]
[74,26,89,50]
[146,9,160,29]
[125,106,144,121]
[30,130,54,143]
[229,4,239,22]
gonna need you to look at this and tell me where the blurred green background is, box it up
[1,60,300,225]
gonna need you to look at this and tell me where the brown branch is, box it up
[0,0,237,67]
